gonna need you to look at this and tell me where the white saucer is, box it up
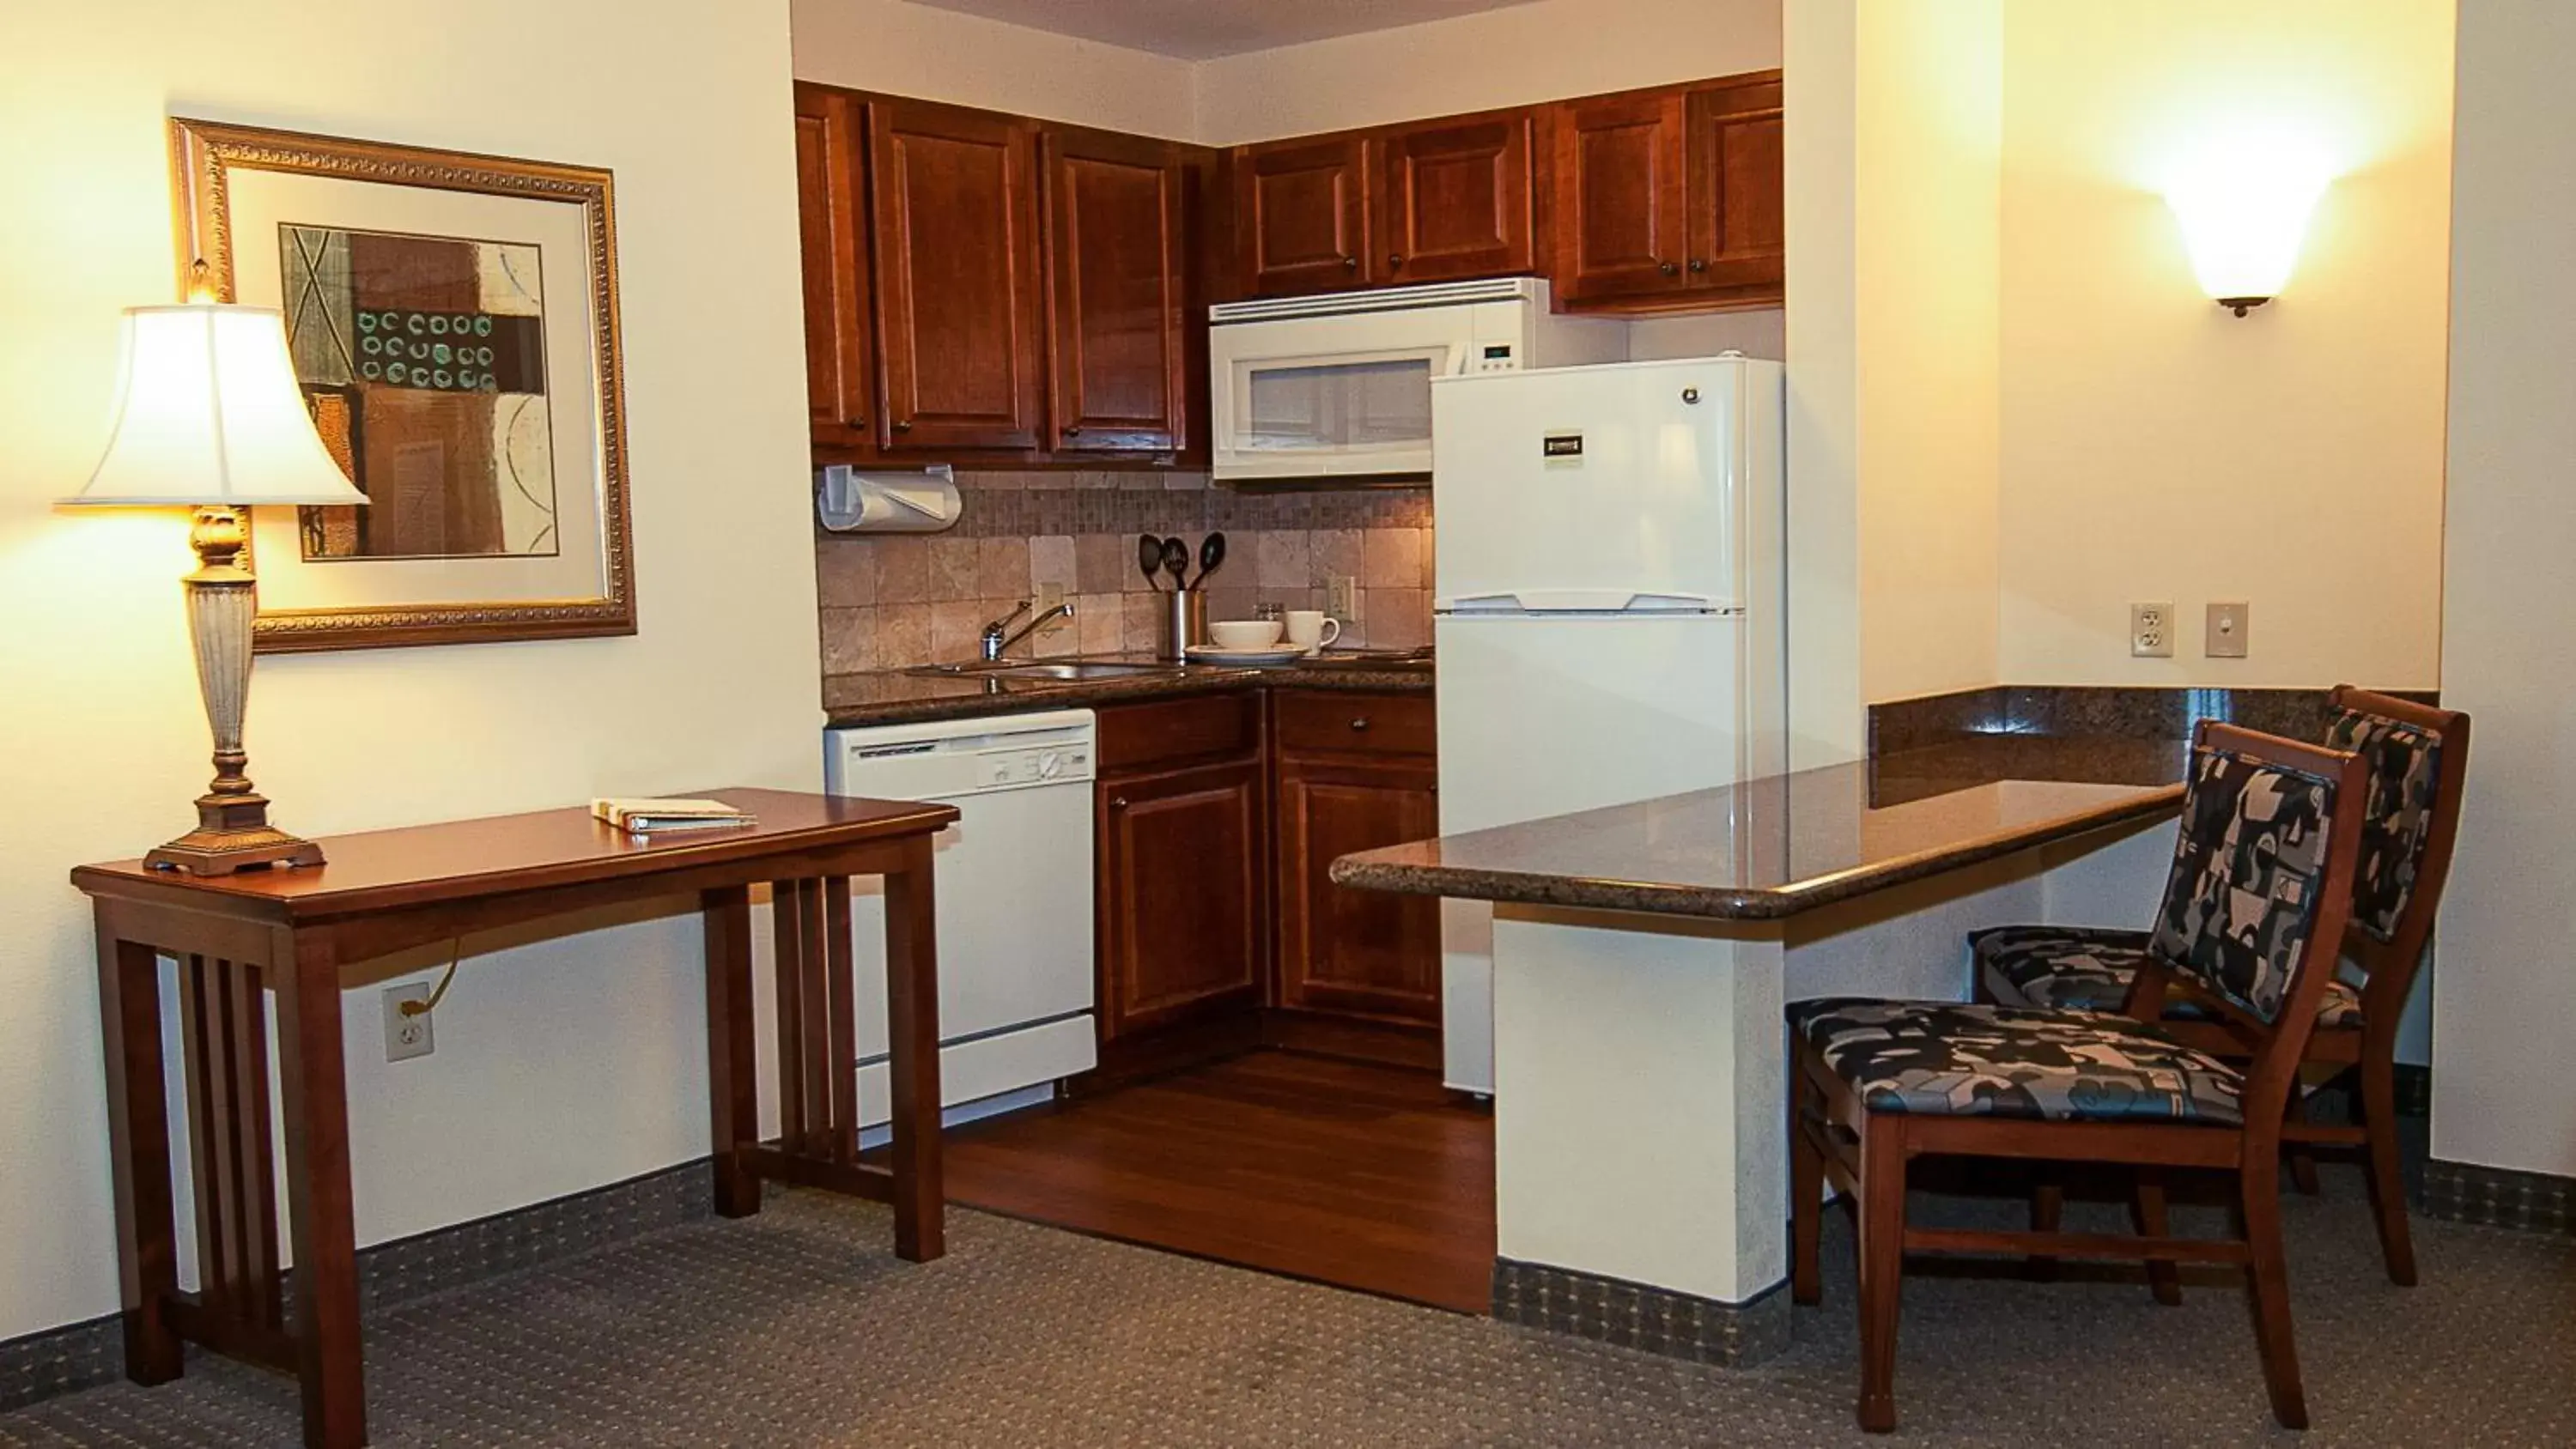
[1187,644,1309,665]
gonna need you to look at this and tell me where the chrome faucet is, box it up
[980,599,1074,661]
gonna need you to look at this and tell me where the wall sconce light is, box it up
[2165,149,2331,318]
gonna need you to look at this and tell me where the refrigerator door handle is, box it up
[1437,588,1737,615]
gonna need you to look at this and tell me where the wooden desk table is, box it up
[70,787,959,1449]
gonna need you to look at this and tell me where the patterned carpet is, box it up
[3,1167,2570,1447]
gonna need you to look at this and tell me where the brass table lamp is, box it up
[66,282,369,875]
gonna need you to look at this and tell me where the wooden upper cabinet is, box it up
[1236,136,1371,296]
[1376,114,1537,284]
[1548,89,1690,303]
[1686,75,1785,300]
[1042,129,1188,453]
[793,87,872,446]
[866,98,1045,452]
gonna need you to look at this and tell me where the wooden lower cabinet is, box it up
[1097,759,1265,1037]
[1089,688,1442,1076]
[1273,757,1442,1023]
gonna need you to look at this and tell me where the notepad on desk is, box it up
[591,797,757,834]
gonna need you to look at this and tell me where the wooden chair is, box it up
[1790,722,2369,1433]
[1973,686,2470,1283]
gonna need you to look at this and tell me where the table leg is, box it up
[269,928,367,1449]
[882,838,945,1261]
[702,886,760,1217]
[92,919,181,1384]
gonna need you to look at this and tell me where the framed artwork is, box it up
[171,117,637,652]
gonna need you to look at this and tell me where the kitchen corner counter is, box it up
[823,656,1432,730]
[1329,734,2186,922]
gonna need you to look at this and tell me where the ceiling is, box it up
[901,0,1548,61]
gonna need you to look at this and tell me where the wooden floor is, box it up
[939,1050,1498,1314]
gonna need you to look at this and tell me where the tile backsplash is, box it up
[816,470,1434,675]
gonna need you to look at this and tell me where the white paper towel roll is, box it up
[816,464,960,533]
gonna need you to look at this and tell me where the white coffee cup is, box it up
[1284,609,1342,653]
[1207,619,1285,650]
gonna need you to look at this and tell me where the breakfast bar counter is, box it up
[1330,737,2186,919]
[1331,738,2187,1362]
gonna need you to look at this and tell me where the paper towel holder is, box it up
[816,464,961,533]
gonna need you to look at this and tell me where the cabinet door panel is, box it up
[793,87,872,446]
[1044,130,1186,453]
[1549,91,1689,303]
[1276,760,1443,1023]
[1686,77,1785,300]
[1099,762,1263,1037]
[868,99,1044,451]
[1378,115,1534,284]
[1236,137,1370,296]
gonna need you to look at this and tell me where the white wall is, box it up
[1784,0,2003,755]
[1994,0,2454,689]
[1190,0,1778,145]
[2432,0,2576,1176]
[0,1,821,1341]
[791,0,1199,138]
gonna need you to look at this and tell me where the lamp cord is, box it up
[399,938,462,1018]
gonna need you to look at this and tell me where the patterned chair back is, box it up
[2147,728,2350,1025]
[2323,696,2459,946]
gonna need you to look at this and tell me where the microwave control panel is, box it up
[1469,341,1522,374]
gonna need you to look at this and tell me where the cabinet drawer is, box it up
[1097,693,1261,773]
[1273,690,1435,758]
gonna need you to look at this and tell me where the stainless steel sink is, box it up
[907,659,1183,682]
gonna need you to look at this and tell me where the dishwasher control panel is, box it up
[975,743,1093,789]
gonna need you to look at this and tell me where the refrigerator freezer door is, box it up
[1432,359,1749,611]
[1436,611,1757,1094]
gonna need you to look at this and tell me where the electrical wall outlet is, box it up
[2206,601,2250,658]
[2129,601,2174,658]
[1327,574,1358,619]
[384,983,435,1063]
[1033,580,1068,627]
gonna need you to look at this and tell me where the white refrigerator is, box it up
[1431,355,1789,1094]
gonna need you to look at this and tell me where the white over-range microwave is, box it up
[1208,277,1628,483]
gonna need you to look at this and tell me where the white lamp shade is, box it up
[70,303,370,507]
[2166,168,2330,304]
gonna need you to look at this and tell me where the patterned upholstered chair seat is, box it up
[1972,925,2363,1028]
[1789,997,2245,1125]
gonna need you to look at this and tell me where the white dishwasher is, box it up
[823,707,1097,1131]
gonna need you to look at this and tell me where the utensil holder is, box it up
[1160,591,1206,661]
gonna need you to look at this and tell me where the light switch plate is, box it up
[2206,601,2250,658]
[2129,601,2174,658]
[1034,580,1068,627]
[1327,574,1358,619]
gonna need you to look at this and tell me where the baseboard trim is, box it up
[2421,1157,2576,1236]
[1491,1257,1790,1367]
[0,1158,713,1414]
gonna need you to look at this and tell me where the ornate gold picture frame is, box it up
[172,117,636,652]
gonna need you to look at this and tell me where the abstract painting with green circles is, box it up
[277,224,557,561]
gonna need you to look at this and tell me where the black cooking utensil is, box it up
[1138,533,1167,591]
[1162,537,1191,591]
[1194,531,1227,590]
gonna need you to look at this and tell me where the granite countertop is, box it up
[1329,733,2187,922]
[823,653,1432,729]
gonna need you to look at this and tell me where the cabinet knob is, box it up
[1342,255,1359,270]
[893,419,913,433]
[1110,795,1129,809]
[1064,424,1083,437]
[1688,258,1708,274]
[1388,253,1404,270]
[1657,260,1680,277]
[1349,718,1371,731]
